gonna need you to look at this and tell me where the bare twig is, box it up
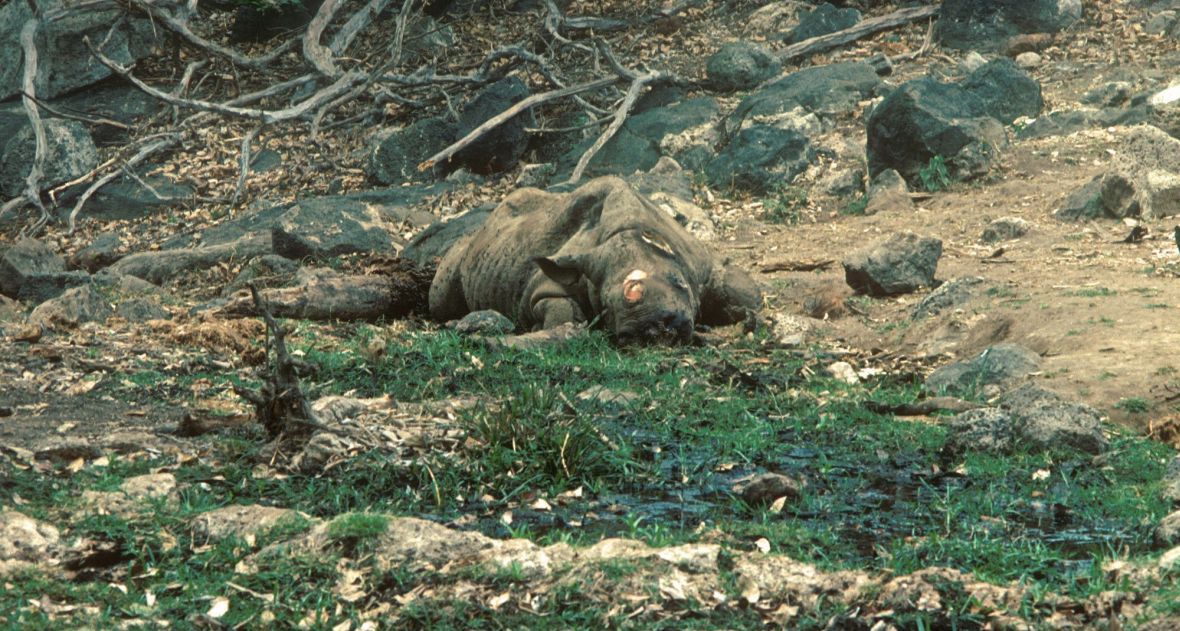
[232,126,264,208]
[330,0,397,55]
[568,70,658,184]
[304,0,346,77]
[17,92,131,131]
[419,76,617,171]
[129,0,296,70]
[85,37,365,123]
[18,16,49,233]
[67,136,180,232]
[776,5,940,64]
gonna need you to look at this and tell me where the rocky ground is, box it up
[5,0,1180,627]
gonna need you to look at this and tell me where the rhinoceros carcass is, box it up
[428,176,761,344]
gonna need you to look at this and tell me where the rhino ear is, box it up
[533,255,584,286]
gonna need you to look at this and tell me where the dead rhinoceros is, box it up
[429,176,761,343]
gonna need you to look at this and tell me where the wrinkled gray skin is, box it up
[429,177,761,343]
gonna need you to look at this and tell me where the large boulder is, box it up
[704,126,814,195]
[785,3,861,44]
[866,77,1008,185]
[0,237,65,298]
[368,117,456,185]
[0,1,160,100]
[706,42,781,92]
[557,97,719,179]
[0,119,98,198]
[842,232,942,296]
[732,62,880,121]
[1057,170,1180,220]
[27,283,113,329]
[938,0,1083,52]
[454,76,535,174]
[961,58,1044,125]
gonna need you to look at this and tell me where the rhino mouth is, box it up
[613,311,695,346]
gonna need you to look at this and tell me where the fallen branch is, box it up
[11,16,50,232]
[218,264,433,321]
[130,0,296,70]
[85,37,366,124]
[568,69,659,184]
[329,0,397,55]
[304,0,346,77]
[777,5,940,63]
[231,126,264,208]
[864,397,981,417]
[759,259,835,273]
[419,76,617,171]
[66,135,180,232]
[233,285,323,439]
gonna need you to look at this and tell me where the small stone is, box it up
[959,51,988,74]
[943,407,1015,454]
[734,473,802,506]
[575,386,641,413]
[452,309,515,335]
[27,284,113,330]
[864,168,914,215]
[1015,52,1042,69]
[1162,455,1180,505]
[0,237,65,298]
[1156,510,1180,548]
[981,217,1031,243]
[826,361,859,384]
[843,232,942,296]
[1160,545,1180,570]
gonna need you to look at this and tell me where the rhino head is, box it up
[533,228,699,344]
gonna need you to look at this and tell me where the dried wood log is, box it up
[776,5,940,63]
[219,263,434,321]
[864,397,981,417]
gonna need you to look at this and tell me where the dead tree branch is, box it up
[130,0,296,70]
[304,0,346,77]
[330,0,397,55]
[13,16,50,233]
[568,69,659,184]
[419,76,617,171]
[776,5,940,64]
[66,136,180,232]
[232,126,264,208]
[85,37,366,123]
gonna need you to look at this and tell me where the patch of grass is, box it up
[760,184,809,225]
[1070,287,1117,298]
[918,155,952,192]
[839,196,868,216]
[1115,397,1150,414]
[326,512,390,553]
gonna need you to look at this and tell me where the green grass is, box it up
[760,184,809,225]
[2,324,1177,628]
[918,155,952,192]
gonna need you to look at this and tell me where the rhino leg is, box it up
[698,261,762,326]
[532,296,588,330]
[428,257,470,322]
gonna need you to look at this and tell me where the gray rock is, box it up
[221,254,300,297]
[0,119,98,197]
[229,0,316,42]
[732,62,880,121]
[786,3,861,44]
[998,383,1065,410]
[944,407,1015,454]
[70,232,123,273]
[981,216,1031,242]
[0,237,65,298]
[1120,124,1180,172]
[1017,106,1149,139]
[452,309,515,335]
[820,167,865,197]
[1163,455,1180,505]
[368,117,456,185]
[49,81,161,146]
[911,276,986,319]
[704,126,814,195]
[1013,400,1107,453]
[938,0,1082,52]
[27,284,112,329]
[403,204,494,265]
[924,343,1041,395]
[864,168,914,215]
[1014,52,1042,69]
[1081,82,1133,108]
[1057,170,1180,220]
[734,472,803,506]
[63,170,195,221]
[1145,10,1179,35]
[962,58,1044,125]
[1149,84,1180,140]
[866,77,1008,186]
[843,232,942,296]
[108,235,273,285]
[706,42,781,92]
[1158,510,1180,548]
[0,1,160,99]
[17,270,92,304]
[0,511,62,571]
[455,77,535,174]
[272,196,402,260]
[557,98,719,179]
[114,297,170,322]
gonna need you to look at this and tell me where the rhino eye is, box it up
[667,275,688,291]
